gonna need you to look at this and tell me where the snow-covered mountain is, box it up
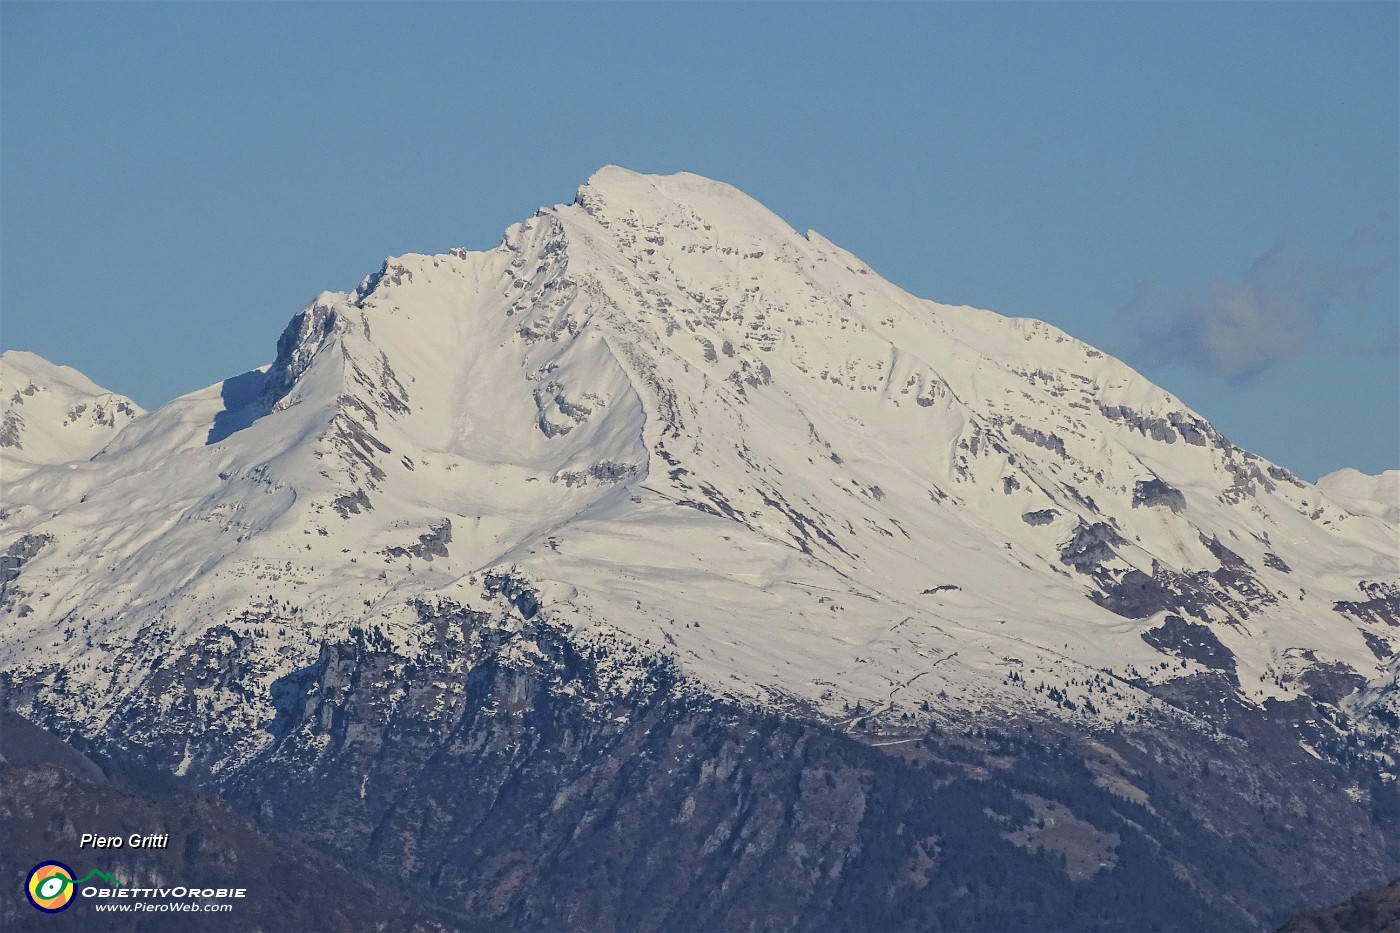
[2,167,1397,930]
[0,350,142,478]
[4,166,1394,737]
[1318,467,1400,526]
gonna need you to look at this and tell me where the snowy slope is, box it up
[1,168,1396,766]
[1318,468,1400,526]
[0,350,143,479]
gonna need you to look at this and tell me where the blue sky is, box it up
[1,2,1395,480]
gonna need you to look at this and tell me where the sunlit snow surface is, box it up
[2,167,1396,744]
[1,350,143,478]
[1318,468,1400,526]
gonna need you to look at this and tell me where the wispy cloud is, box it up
[1124,213,1397,381]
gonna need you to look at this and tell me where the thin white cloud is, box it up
[1125,215,1397,381]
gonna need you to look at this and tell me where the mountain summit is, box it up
[0,349,142,476]
[5,166,1392,730]
[3,168,1397,930]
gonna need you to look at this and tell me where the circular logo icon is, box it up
[26,862,76,913]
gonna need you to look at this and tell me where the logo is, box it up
[24,863,124,913]
[25,862,76,913]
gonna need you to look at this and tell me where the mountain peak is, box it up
[1317,467,1400,524]
[0,350,143,471]
[3,172,1396,933]
[2,170,1396,769]
[1,349,114,399]
[572,166,801,241]
[578,164,740,205]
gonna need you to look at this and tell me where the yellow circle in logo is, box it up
[26,862,75,913]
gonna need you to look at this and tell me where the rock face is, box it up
[46,600,1395,932]
[1277,877,1400,933]
[1,167,1398,930]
